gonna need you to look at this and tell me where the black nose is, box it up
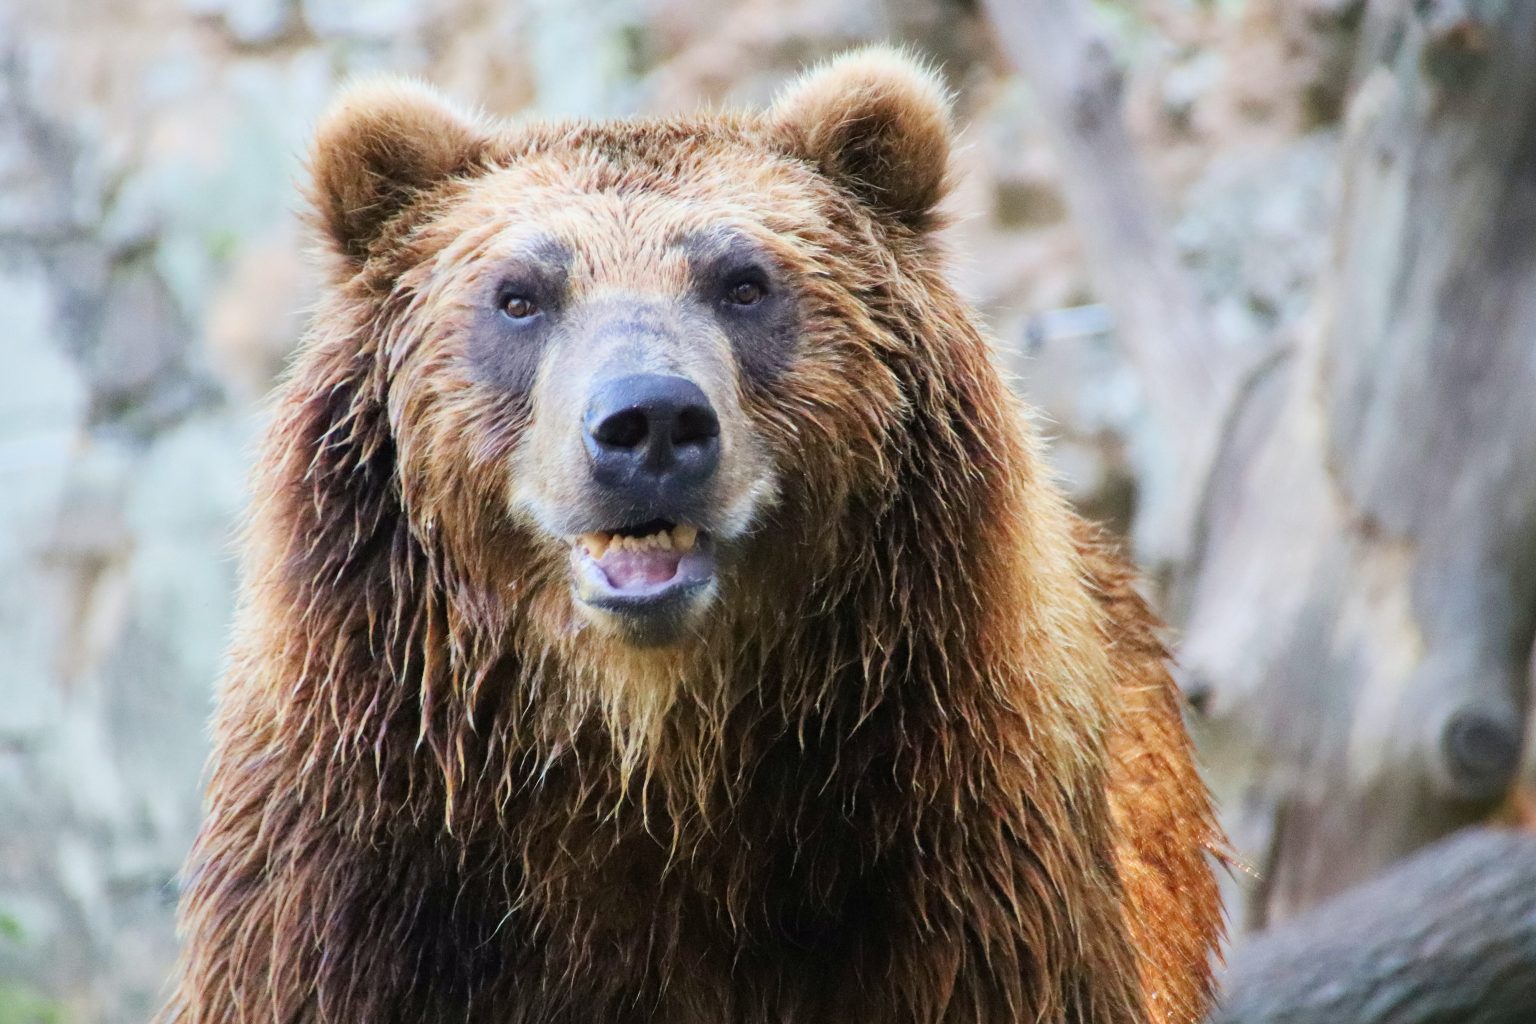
[583,374,721,500]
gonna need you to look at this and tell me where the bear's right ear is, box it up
[308,78,492,266]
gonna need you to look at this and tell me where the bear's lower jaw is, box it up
[569,525,718,646]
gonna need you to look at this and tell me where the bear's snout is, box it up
[583,373,721,507]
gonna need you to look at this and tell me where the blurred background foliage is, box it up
[2,0,1532,1021]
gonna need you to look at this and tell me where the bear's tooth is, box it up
[580,533,610,559]
[656,530,673,551]
[672,525,698,552]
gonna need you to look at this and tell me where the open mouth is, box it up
[570,518,717,616]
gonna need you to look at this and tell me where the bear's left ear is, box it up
[768,48,954,230]
[308,78,493,266]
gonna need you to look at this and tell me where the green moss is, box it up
[0,984,65,1024]
[206,227,242,264]
[0,914,67,1023]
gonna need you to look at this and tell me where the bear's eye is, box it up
[500,294,540,320]
[724,279,766,307]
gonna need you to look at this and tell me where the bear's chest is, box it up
[480,821,885,1023]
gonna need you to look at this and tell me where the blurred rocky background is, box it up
[3,0,1533,1021]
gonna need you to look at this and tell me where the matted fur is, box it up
[161,49,1222,1024]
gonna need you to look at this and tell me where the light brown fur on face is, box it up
[161,49,1222,1024]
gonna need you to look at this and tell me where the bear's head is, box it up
[295,49,1019,716]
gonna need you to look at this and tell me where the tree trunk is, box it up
[1178,0,1536,930]
[983,0,1536,935]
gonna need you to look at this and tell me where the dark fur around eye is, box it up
[683,231,799,385]
[468,242,571,396]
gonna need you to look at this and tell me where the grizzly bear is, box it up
[161,48,1221,1024]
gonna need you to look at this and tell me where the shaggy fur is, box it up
[161,49,1222,1024]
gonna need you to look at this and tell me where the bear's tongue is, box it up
[597,547,684,590]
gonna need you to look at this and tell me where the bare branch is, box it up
[979,0,1234,565]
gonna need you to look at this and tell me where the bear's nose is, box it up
[583,374,721,499]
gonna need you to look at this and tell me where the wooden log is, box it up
[1210,827,1536,1024]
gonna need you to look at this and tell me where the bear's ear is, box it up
[308,78,492,265]
[768,47,954,229]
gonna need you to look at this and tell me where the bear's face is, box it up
[395,157,815,649]
[307,51,954,650]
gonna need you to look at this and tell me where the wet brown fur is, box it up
[161,50,1222,1024]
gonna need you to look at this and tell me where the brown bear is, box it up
[160,48,1222,1024]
